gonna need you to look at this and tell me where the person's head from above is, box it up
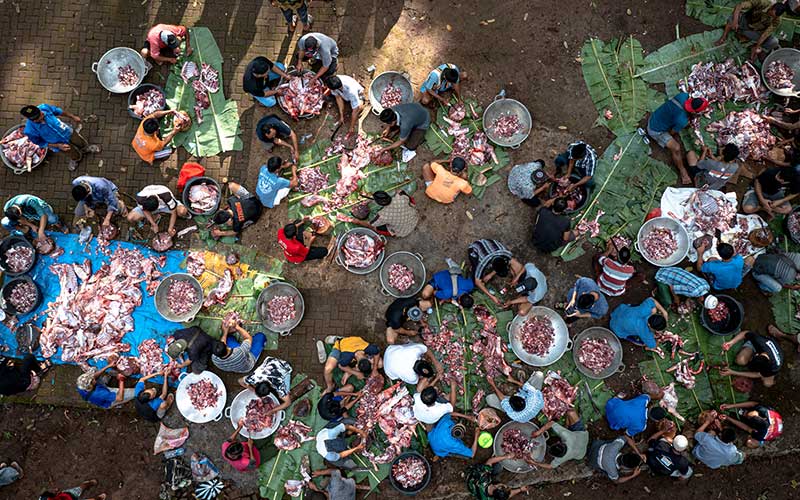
[515,277,538,294]
[492,256,511,278]
[571,142,587,160]
[549,441,567,458]
[212,340,228,358]
[642,379,664,400]
[451,156,467,175]
[71,183,91,202]
[420,386,439,406]
[4,205,21,221]
[160,30,180,49]
[251,57,273,77]
[321,394,344,418]
[39,494,58,500]
[722,143,740,163]
[717,243,735,260]
[648,314,667,333]
[255,381,279,399]
[620,452,643,469]
[379,108,398,126]
[459,293,475,310]
[267,156,284,173]
[373,190,392,207]
[684,97,709,114]
[225,440,244,460]
[672,434,689,452]
[748,354,771,374]
[773,2,789,16]
[259,121,280,140]
[577,293,596,310]
[508,395,526,412]
[413,359,435,379]
[703,295,719,310]
[212,209,233,226]
[76,372,97,392]
[720,428,737,444]
[442,67,459,83]
[324,75,343,90]
[490,486,510,500]
[618,247,632,265]
[357,358,373,377]
[137,389,154,404]
[303,36,319,56]
[648,406,668,422]
[283,222,298,239]
[20,105,44,122]
[552,197,568,214]
[143,117,160,135]
[140,195,160,213]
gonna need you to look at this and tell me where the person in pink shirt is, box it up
[221,419,261,472]
[141,24,192,65]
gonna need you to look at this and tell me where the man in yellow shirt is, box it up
[132,110,180,165]
[423,157,472,204]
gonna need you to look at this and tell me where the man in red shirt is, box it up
[277,220,332,263]
[141,24,192,65]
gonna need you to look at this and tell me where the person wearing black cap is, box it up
[131,110,180,165]
[256,156,297,209]
[646,92,710,185]
[141,23,191,65]
[243,56,290,107]
[377,103,431,153]
[324,75,365,135]
[295,32,339,83]
[717,1,787,61]
[507,160,554,207]
[256,114,299,162]
[20,104,99,171]
[211,181,263,239]
[423,156,473,204]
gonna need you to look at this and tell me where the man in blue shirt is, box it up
[420,63,463,106]
[697,241,744,290]
[564,276,608,322]
[20,104,100,171]
[605,393,666,436]
[421,269,475,302]
[428,413,478,459]
[692,412,745,469]
[71,176,127,227]
[2,194,64,238]
[256,156,297,208]
[75,365,135,409]
[610,297,669,349]
[134,369,174,422]
[645,93,709,185]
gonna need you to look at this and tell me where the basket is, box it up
[182,176,222,216]
[1,124,48,174]
[572,327,625,380]
[0,236,37,277]
[154,273,204,322]
[1,276,42,315]
[389,452,431,495]
[127,83,168,119]
[634,216,690,267]
[256,282,305,336]
[762,48,800,97]
[368,71,414,115]
[92,47,151,94]
[482,95,532,149]
[379,251,426,298]
[335,227,386,275]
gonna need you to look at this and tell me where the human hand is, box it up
[719,403,731,411]
[58,143,72,151]
[151,223,159,234]
[719,368,733,377]
[721,342,732,352]
[72,115,82,124]
[168,227,176,237]
[632,467,641,477]
[718,414,728,421]
[238,417,246,427]
[211,228,223,239]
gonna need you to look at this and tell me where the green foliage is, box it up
[163,27,243,157]
[770,224,800,333]
[544,355,615,423]
[686,0,800,42]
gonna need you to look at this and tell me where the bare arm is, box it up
[334,95,346,124]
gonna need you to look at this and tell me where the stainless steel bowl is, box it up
[379,251,426,298]
[762,48,800,97]
[335,227,386,275]
[369,71,414,115]
[492,421,547,473]
[256,281,305,336]
[225,389,284,439]
[634,216,690,267]
[1,124,48,174]
[572,327,625,380]
[92,47,151,94]
[508,307,571,367]
[154,273,204,322]
[482,96,532,148]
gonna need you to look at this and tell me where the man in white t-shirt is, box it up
[413,381,456,425]
[382,343,440,388]
[315,422,367,468]
[324,75,365,135]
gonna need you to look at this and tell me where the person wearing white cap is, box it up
[645,430,694,480]
[141,23,192,65]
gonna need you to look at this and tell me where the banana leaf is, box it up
[770,225,800,333]
[581,36,664,135]
[686,0,800,42]
[556,134,677,261]
[543,354,615,423]
[636,29,746,84]
[163,27,243,157]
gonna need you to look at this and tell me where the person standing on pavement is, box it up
[422,156,473,204]
[141,23,191,65]
[692,412,745,469]
[168,326,218,374]
[127,184,189,236]
[21,104,100,171]
[211,318,267,373]
[257,156,297,209]
[2,194,64,238]
[296,32,339,83]
[645,93,709,184]
[273,0,313,35]
[39,479,106,500]
[70,176,127,226]
[420,63,463,106]
[751,251,800,295]
[532,198,577,253]
[243,56,290,108]
[377,103,430,153]
[325,75,365,136]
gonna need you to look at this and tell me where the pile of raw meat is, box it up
[471,306,513,379]
[341,233,384,268]
[274,420,313,450]
[679,59,765,104]
[421,321,465,387]
[0,127,46,168]
[518,315,555,356]
[151,232,173,252]
[117,64,138,87]
[188,182,220,212]
[179,61,214,124]
[765,60,795,91]
[130,88,166,118]
[137,338,175,376]
[200,63,220,93]
[577,337,615,375]
[181,61,200,83]
[707,110,775,160]
[356,382,418,463]
[387,263,415,292]
[391,456,426,489]
[187,378,221,411]
[244,397,278,432]
[489,113,523,139]
[280,74,325,118]
[173,110,192,130]
[687,190,737,234]
[641,227,678,261]
[267,295,296,325]
[34,237,55,255]
[191,80,210,124]
[166,279,199,316]
[8,280,37,313]
[788,211,800,238]
[575,210,604,238]
[552,177,586,212]
[380,81,404,109]
[297,167,329,193]
[541,375,577,420]
[186,252,206,277]
[203,269,233,308]
[443,102,499,166]
[501,428,533,458]
[707,301,730,323]
[116,356,140,376]
[39,248,165,363]
[4,245,34,273]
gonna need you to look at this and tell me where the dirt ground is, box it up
[2,0,800,499]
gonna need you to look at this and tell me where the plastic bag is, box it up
[154,423,189,454]
[191,453,220,483]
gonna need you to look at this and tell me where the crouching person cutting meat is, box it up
[76,364,136,409]
[278,218,336,264]
[211,181,263,239]
[131,111,181,165]
[609,297,669,351]
[134,368,175,422]
[2,194,65,239]
[223,418,261,472]
[71,176,128,227]
[128,184,189,237]
[167,326,218,374]
[485,372,544,423]
[465,456,530,499]
[377,103,430,154]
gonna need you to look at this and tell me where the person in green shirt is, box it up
[531,409,590,468]
[716,1,788,61]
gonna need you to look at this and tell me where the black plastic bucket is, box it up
[182,176,222,216]
[0,235,36,277]
[127,84,167,120]
[389,451,431,495]
[1,276,42,315]
[701,295,743,336]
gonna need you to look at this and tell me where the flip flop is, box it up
[316,340,326,363]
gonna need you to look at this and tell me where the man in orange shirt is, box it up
[423,156,472,204]
[132,111,180,165]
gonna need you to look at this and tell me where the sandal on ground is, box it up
[316,340,326,364]
[68,160,79,171]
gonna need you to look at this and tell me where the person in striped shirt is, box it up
[594,242,635,297]
[212,320,267,373]
[654,267,711,307]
